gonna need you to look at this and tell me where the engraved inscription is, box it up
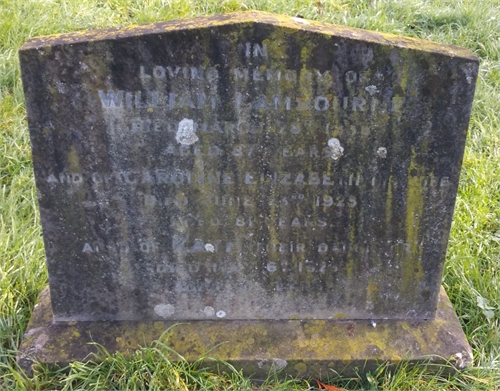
[21,15,477,320]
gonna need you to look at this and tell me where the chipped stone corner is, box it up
[256,357,288,372]
[17,353,36,378]
[450,350,474,369]
[16,327,52,377]
[272,358,288,370]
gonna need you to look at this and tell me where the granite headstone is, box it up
[18,11,478,377]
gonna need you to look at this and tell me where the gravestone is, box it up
[18,11,478,377]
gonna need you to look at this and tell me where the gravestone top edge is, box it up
[20,10,478,62]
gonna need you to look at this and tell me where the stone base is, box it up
[18,286,472,379]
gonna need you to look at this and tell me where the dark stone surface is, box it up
[19,11,478,322]
[17,286,473,378]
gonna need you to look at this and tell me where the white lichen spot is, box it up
[461,64,475,85]
[376,147,387,158]
[292,17,310,24]
[451,352,467,368]
[205,243,215,253]
[272,358,288,370]
[55,81,67,94]
[154,303,175,318]
[176,118,198,145]
[327,138,344,160]
[365,85,379,95]
[203,306,215,317]
[216,310,227,318]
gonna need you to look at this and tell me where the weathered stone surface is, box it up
[19,11,477,322]
[18,286,473,378]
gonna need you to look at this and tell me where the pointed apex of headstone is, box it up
[21,10,478,61]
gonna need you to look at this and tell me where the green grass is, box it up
[1,0,500,389]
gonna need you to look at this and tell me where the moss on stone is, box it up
[18,286,473,378]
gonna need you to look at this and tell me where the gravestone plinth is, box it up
[18,11,477,377]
